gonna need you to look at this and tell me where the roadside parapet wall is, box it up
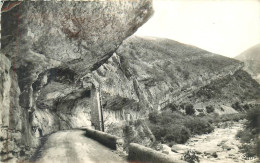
[84,128,123,151]
[128,143,187,163]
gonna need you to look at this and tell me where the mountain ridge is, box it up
[235,43,260,83]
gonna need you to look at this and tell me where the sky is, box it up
[135,0,260,58]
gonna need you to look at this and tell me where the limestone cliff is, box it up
[92,36,253,125]
[89,36,260,146]
[0,1,153,161]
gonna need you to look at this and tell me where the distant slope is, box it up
[192,69,260,105]
[91,36,260,143]
[116,36,259,108]
[235,44,260,83]
[92,36,259,117]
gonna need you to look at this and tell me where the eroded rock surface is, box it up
[92,36,258,125]
[0,1,153,161]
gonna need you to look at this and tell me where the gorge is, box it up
[1,1,260,163]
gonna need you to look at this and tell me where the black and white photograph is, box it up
[0,0,260,162]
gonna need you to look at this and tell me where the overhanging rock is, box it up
[2,0,154,85]
[0,1,153,160]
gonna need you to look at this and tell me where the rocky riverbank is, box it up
[160,120,258,163]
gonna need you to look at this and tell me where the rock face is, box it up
[1,1,153,161]
[114,36,247,109]
[0,54,11,127]
[2,1,153,74]
[235,44,260,84]
[93,36,257,126]
[89,36,260,147]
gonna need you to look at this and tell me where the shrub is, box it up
[237,105,260,159]
[206,105,214,113]
[148,110,214,144]
[168,103,178,112]
[185,104,195,115]
[243,104,250,111]
[161,110,184,121]
[240,144,257,158]
[149,111,159,124]
[231,102,243,111]
[246,106,260,130]
[236,129,254,143]
[185,117,214,135]
[183,150,200,163]
[149,125,166,140]
[164,125,191,144]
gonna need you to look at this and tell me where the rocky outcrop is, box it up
[1,1,153,161]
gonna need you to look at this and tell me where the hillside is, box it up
[235,44,260,83]
[84,36,260,149]
[89,36,260,123]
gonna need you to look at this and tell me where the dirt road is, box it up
[32,130,127,163]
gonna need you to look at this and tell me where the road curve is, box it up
[33,130,127,163]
